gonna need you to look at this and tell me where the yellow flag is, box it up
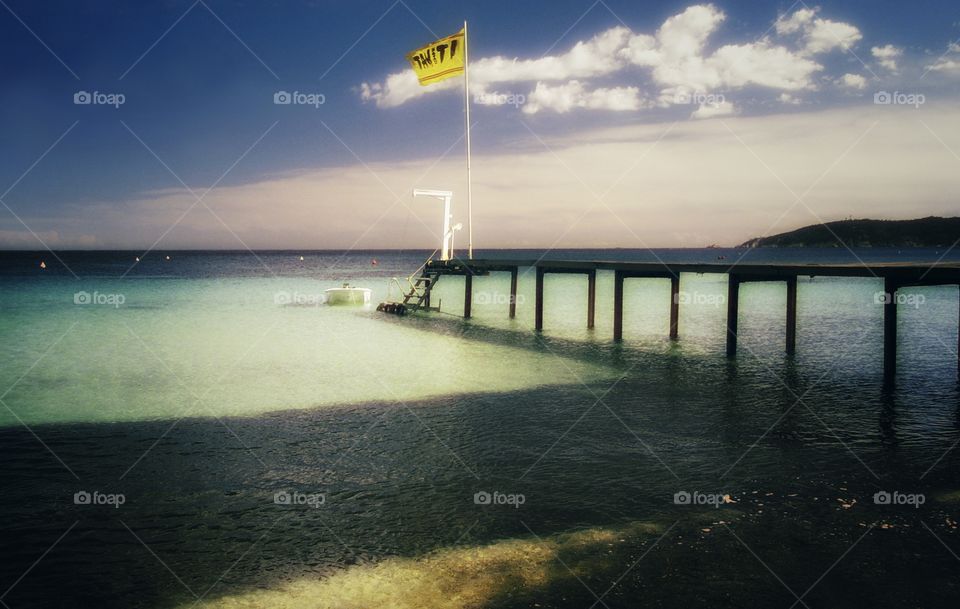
[406,28,465,86]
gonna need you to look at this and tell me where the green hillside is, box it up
[739,217,960,248]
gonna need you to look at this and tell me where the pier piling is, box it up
[670,275,680,340]
[424,258,960,382]
[464,273,473,319]
[587,270,596,329]
[535,267,545,331]
[613,271,624,341]
[883,277,898,384]
[509,267,518,318]
[726,274,741,357]
[786,276,797,355]
[534,266,600,331]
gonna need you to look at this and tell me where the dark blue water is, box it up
[0,249,958,608]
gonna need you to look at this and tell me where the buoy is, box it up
[299,256,304,261]
[371,258,378,266]
[135,256,140,262]
[165,255,170,261]
[39,261,46,269]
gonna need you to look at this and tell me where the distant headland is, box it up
[739,217,960,248]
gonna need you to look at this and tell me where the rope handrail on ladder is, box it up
[387,277,405,302]
[384,247,442,309]
[406,246,441,283]
[377,249,450,315]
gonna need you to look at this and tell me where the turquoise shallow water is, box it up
[2,250,958,426]
[1,249,959,608]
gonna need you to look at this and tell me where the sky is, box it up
[0,0,958,250]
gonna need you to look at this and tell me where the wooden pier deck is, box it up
[424,258,960,385]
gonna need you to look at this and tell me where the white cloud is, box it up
[928,59,960,73]
[650,4,725,63]
[474,26,631,82]
[871,44,903,71]
[623,5,823,99]
[620,33,659,67]
[775,6,862,55]
[778,93,802,104]
[523,81,643,114]
[360,69,456,108]
[925,43,960,73]
[361,4,868,115]
[774,8,816,36]
[836,73,867,89]
[803,18,862,54]
[708,42,821,90]
[691,99,736,119]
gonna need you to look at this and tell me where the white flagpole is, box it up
[463,20,474,259]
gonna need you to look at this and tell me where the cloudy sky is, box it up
[0,0,958,249]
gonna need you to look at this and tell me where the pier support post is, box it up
[883,277,898,384]
[509,267,518,318]
[613,270,624,341]
[726,274,740,357]
[535,267,545,331]
[464,273,473,318]
[670,275,680,340]
[587,270,596,329]
[786,276,797,355]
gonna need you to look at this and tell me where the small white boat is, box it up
[324,283,371,306]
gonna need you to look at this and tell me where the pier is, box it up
[422,259,960,385]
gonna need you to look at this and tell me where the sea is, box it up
[0,248,958,608]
